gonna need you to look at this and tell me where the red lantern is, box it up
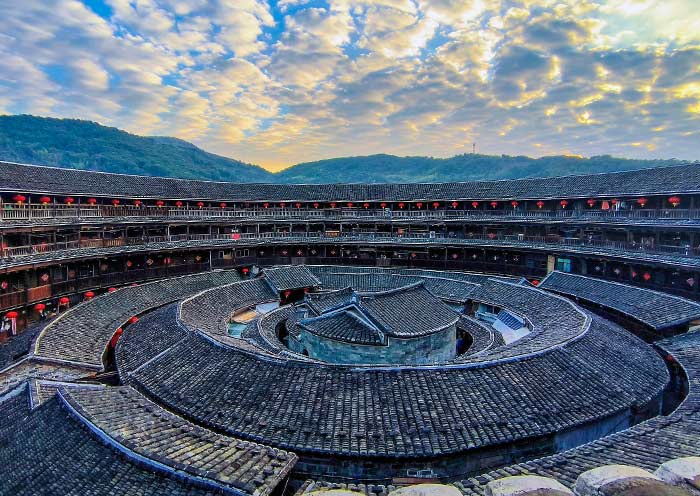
[637,198,648,207]
[5,311,19,319]
[363,203,370,209]
[13,194,26,204]
[279,202,286,208]
[330,202,337,208]
[313,202,319,209]
[347,202,354,208]
[242,267,250,275]
[531,280,540,286]
[471,201,479,209]
[586,199,596,207]
[380,202,387,209]
[111,199,121,206]
[59,296,70,305]
[398,202,405,209]
[490,201,498,209]
[263,202,269,209]
[34,303,46,312]
[611,199,619,205]
[283,290,292,298]
[668,196,681,207]
[108,287,117,293]
[84,291,95,299]
[511,201,519,208]
[432,202,439,209]
[39,196,51,205]
[416,202,423,209]
[128,316,139,324]
[134,200,142,207]
[643,272,652,281]
[197,201,205,208]
[64,197,75,205]
[536,200,545,209]
[175,201,184,208]
[295,202,302,208]
[87,198,97,205]
[560,199,569,208]
[451,201,459,209]
[219,202,227,209]
[156,200,165,207]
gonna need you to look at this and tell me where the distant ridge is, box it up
[0,115,685,183]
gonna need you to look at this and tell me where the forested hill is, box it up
[0,115,273,182]
[273,154,683,183]
[0,115,685,183]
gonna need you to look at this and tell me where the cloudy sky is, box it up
[1,0,699,171]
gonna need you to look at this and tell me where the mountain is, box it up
[273,153,684,184]
[0,115,687,184]
[0,115,273,182]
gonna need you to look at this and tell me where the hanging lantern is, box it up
[636,198,648,207]
[559,200,569,208]
[398,202,405,209]
[410,253,417,258]
[363,202,370,209]
[330,202,337,208]
[432,202,439,209]
[111,199,121,206]
[416,202,423,209]
[194,255,202,262]
[511,201,519,208]
[108,287,117,293]
[126,260,133,268]
[487,232,496,239]
[64,197,75,205]
[84,291,95,299]
[283,290,292,298]
[536,200,545,209]
[242,267,250,275]
[587,199,596,207]
[643,272,652,281]
[33,303,46,313]
[611,199,619,205]
[263,202,269,209]
[279,202,286,208]
[313,202,319,209]
[668,196,681,207]
[6,311,19,319]
[134,200,142,207]
[175,201,184,208]
[471,201,479,209]
[531,280,540,286]
[220,202,227,209]
[601,201,610,210]
[347,202,354,208]
[295,202,302,208]
[155,200,165,207]
[380,202,387,209]
[128,316,139,324]
[59,296,70,305]
[39,196,51,205]
[197,201,205,209]
[87,198,97,205]
[13,194,26,204]
[451,253,459,259]
[490,201,498,209]
[451,201,459,209]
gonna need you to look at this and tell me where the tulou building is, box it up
[2,160,700,496]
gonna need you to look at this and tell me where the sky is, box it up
[1,1,699,171]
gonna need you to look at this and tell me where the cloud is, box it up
[0,0,699,169]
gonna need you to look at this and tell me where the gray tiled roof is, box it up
[305,287,356,314]
[124,310,667,458]
[2,160,699,200]
[262,265,321,292]
[34,270,241,367]
[60,385,297,496]
[300,309,384,345]
[539,271,700,330]
[458,328,700,494]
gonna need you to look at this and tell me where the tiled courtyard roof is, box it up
[539,271,700,330]
[2,160,700,201]
[262,265,321,292]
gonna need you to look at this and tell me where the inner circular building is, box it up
[2,162,700,495]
